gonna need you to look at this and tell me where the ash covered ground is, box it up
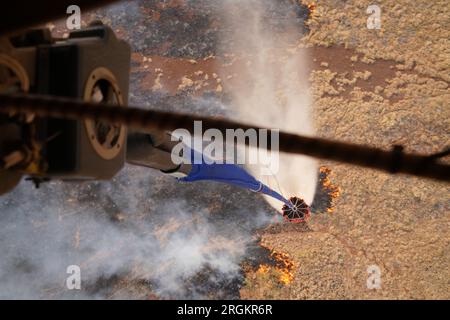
[0,0,327,299]
[1,0,448,299]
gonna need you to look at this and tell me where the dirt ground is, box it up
[241,0,449,299]
[25,0,448,299]
[120,1,449,299]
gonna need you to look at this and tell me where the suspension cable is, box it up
[0,93,448,182]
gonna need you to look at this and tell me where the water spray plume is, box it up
[220,0,318,209]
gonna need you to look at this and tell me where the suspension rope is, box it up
[0,93,448,182]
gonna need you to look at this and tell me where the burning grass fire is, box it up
[310,166,341,215]
[0,1,345,300]
[242,241,297,289]
[256,247,296,285]
[307,2,316,16]
[184,166,340,296]
[318,166,341,213]
[238,166,340,294]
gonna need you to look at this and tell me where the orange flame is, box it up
[307,2,316,16]
[256,244,296,285]
[320,166,341,213]
[257,265,270,274]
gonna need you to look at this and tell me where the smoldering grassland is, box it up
[0,165,275,299]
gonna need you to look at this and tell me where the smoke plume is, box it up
[0,165,274,299]
[0,0,314,299]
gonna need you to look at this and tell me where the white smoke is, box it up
[0,0,316,299]
[0,165,272,299]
